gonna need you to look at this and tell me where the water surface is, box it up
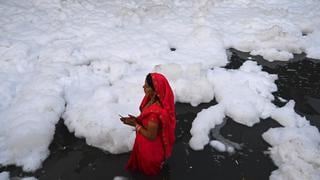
[1,50,319,180]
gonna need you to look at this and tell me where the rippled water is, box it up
[1,50,319,180]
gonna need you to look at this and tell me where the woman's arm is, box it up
[136,121,159,141]
[120,114,159,141]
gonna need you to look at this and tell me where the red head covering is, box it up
[139,73,176,159]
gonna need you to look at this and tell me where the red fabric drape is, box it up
[139,73,176,159]
[126,73,176,175]
[150,73,176,159]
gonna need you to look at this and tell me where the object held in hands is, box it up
[119,114,124,119]
[119,114,137,126]
[119,114,126,123]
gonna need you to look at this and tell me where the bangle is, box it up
[136,124,141,132]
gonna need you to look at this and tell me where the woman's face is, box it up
[143,81,155,97]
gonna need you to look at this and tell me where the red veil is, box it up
[139,73,176,159]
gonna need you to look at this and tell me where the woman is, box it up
[120,73,176,176]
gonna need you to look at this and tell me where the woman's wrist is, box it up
[135,124,142,132]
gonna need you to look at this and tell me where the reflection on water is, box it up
[1,49,319,180]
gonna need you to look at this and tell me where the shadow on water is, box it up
[1,49,320,180]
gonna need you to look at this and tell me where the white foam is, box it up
[0,1,320,179]
[189,104,225,150]
[207,61,277,126]
[263,101,320,180]
[0,65,66,171]
[0,172,9,180]
[210,140,226,152]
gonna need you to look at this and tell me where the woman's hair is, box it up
[146,73,155,90]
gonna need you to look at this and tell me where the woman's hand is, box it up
[120,114,137,127]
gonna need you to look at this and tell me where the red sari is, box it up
[126,73,176,175]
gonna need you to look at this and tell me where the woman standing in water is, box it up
[120,73,176,176]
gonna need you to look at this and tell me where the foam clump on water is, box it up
[0,172,9,180]
[189,104,225,150]
[209,140,226,152]
[0,65,66,171]
[62,62,141,154]
[0,171,38,180]
[207,61,277,126]
[263,101,320,180]
[189,61,277,150]
[154,63,214,106]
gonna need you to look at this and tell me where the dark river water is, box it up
[1,49,320,180]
